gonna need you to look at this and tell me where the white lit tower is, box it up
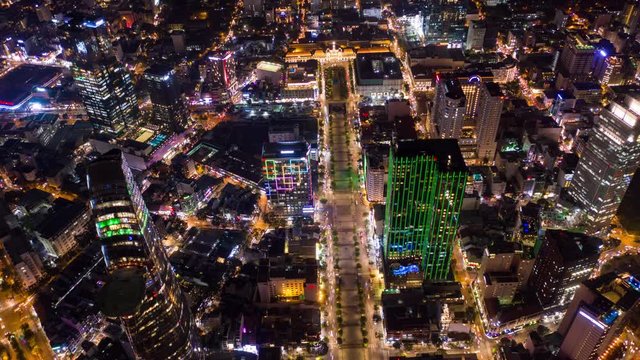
[475,82,504,164]
[432,78,466,139]
[568,94,640,233]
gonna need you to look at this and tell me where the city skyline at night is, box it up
[0,0,639,359]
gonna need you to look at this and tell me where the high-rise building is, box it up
[87,150,201,360]
[384,140,467,286]
[143,64,189,131]
[433,72,495,123]
[59,16,112,63]
[199,51,238,104]
[558,34,595,79]
[558,272,640,360]
[594,53,624,86]
[364,144,388,203]
[433,78,466,139]
[466,20,486,51]
[204,50,238,92]
[262,141,314,217]
[567,95,640,232]
[528,229,602,309]
[72,59,139,135]
[66,16,139,135]
[475,82,504,164]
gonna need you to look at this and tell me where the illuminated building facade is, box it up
[433,78,466,139]
[445,72,496,120]
[256,256,319,303]
[262,141,314,217]
[558,34,595,79]
[282,60,319,102]
[144,64,188,131]
[528,230,602,309]
[88,150,201,360]
[475,82,504,164]
[383,140,467,286]
[423,0,467,46]
[204,50,238,92]
[364,144,388,203]
[595,54,623,86]
[72,60,139,135]
[59,16,112,63]
[66,17,138,135]
[558,272,640,360]
[397,12,424,47]
[567,95,640,232]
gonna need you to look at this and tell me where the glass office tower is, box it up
[66,16,139,135]
[72,60,139,135]
[384,140,467,287]
[87,150,201,359]
[143,64,189,131]
[568,95,640,233]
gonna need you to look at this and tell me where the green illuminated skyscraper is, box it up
[384,139,467,287]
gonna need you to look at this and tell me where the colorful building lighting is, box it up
[87,150,201,359]
[262,141,314,217]
[384,140,467,284]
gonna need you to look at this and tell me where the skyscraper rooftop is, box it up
[88,150,201,359]
[545,229,602,262]
[442,79,465,100]
[262,141,309,158]
[97,268,145,317]
[395,139,467,172]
